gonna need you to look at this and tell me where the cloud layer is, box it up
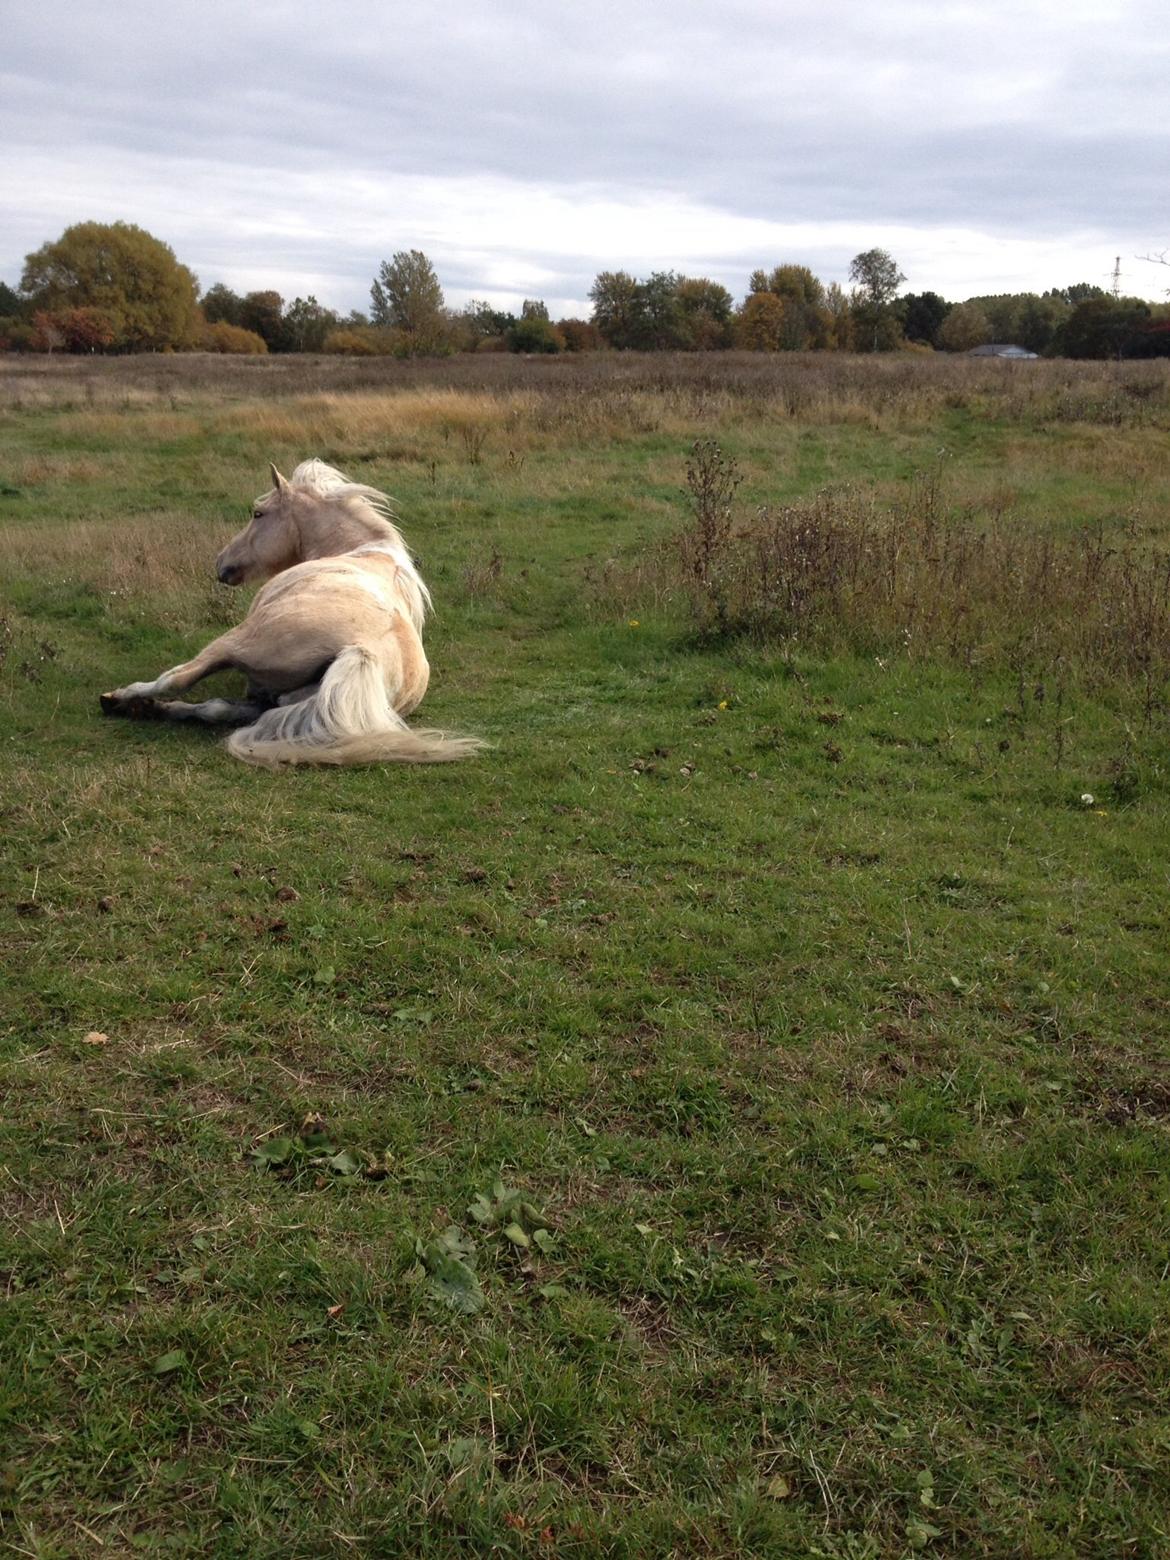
[3,0,1167,314]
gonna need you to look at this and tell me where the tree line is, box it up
[2,221,1167,360]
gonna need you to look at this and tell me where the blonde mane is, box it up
[289,460,431,630]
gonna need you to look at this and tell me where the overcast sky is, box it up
[3,0,1167,317]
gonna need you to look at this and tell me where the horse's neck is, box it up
[301,508,401,561]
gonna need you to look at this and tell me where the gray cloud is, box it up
[2,0,1167,312]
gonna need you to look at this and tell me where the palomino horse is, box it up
[100,460,482,766]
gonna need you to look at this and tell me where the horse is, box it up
[100,459,483,767]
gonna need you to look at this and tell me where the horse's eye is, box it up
[252,508,262,519]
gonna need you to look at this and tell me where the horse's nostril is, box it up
[217,563,238,585]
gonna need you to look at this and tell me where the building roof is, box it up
[967,343,1040,359]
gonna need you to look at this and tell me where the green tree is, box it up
[676,278,734,349]
[201,283,244,327]
[370,250,446,352]
[0,280,22,316]
[21,221,200,351]
[1052,297,1152,358]
[901,291,951,346]
[506,302,562,353]
[743,265,830,349]
[766,265,826,309]
[824,282,854,350]
[589,271,640,348]
[1015,295,1064,354]
[283,296,338,353]
[462,299,515,343]
[632,271,688,349]
[936,301,992,352]
[962,292,1065,355]
[849,248,906,351]
[239,291,286,351]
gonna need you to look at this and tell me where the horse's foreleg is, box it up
[101,634,241,718]
[153,697,267,726]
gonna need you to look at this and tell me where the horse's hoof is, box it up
[102,692,162,720]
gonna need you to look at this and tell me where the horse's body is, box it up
[101,460,482,766]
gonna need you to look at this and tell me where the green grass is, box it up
[2,354,1169,1557]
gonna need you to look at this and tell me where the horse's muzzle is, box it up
[217,562,243,586]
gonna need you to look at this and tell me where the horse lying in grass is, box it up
[100,459,483,767]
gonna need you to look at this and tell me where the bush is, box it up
[506,316,563,354]
[202,321,268,354]
[0,318,34,352]
[642,441,1170,707]
[557,318,602,352]
[322,328,383,356]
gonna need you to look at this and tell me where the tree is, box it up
[676,278,734,349]
[1014,295,1063,355]
[590,271,706,350]
[506,304,562,353]
[936,301,992,353]
[740,265,830,349]
[735,292,787,351]
[370,250,446,351]
[765,265,826,309]
[58,307,117,353]
[1052,297,1152,358]
[959,292,1066,355]
[461,299,515,344]
[557,318,601,351]
[589,271,640,348]
[283,296,338,353]
[0,280,21,316]
[824,283,854,350]
[901,291,951,346]
[632,272,689,350]
[238,291,286,351]
[849,249,905,308]
[1139,250,1170,297]
[849,248,906,351]
[201,283,244,327]
[30,311,66,354]
[21,221,200,351]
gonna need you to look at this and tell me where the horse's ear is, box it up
[269,463,291,494]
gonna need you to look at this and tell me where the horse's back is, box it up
[237,554,428,699]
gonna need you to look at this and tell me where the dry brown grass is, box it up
[4,350,1167,436]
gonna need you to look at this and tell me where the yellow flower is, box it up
[628,619,640,628]
[718,700,729,710]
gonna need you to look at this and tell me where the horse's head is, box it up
[216,464,303,585]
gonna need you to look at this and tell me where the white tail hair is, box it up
[226,646,484,768]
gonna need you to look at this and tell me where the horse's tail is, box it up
[224,645,484,767]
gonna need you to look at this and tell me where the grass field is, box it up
[2,352,1169,1558]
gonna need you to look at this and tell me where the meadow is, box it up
[1,350,1169,1558]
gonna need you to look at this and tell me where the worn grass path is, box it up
[1,356,1169,1557]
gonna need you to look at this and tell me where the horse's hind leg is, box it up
[101,632,242,718]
